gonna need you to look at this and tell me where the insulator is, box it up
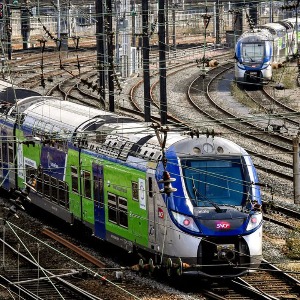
[158,171,177,195]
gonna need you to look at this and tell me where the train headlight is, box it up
[246,213,263,231]
[171,211,200,232]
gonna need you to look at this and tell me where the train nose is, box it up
[216,244,235,261]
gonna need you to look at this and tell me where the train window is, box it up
[44,174,51,198]
[93,176,104,207]
[51,177,58,203]
[93,175,97,203]
[36,171,43,194]
[118,197,128,228]
[242,43,264,63]
[71,166,78,193]
[2,142,7,161]
[108,193,117,223]
[148,177,153,198]
[181,158,246,207]
[132,182,139,201]
[58,180,69,208]
[25,167,34,180]
[83,170,91,199]
[8,143,13,164]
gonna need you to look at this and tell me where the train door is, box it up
[0,127,9,189]
[93,163,105,240]
[147,170,157,248]
[1,126,14,190]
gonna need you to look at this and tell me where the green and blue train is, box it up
[0,95,263,278]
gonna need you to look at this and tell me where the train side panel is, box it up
[103,162,149,250]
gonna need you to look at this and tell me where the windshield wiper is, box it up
[244,52,254,62]
[192,177,223,213]
[192,176,199,201]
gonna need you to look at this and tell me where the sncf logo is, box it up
[216,221,231,230]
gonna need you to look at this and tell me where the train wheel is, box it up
[166,258,173,277]
[176,258,183,276]
[138,258,144,273]
[149,258,155,276]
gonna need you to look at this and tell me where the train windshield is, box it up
[181,158,247,207]
[242,43,264,63]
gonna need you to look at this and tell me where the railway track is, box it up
[3,219,300,300]
[155,258,300,299]
[263,201,300,230]
[0,236,103,299]
[243,86,300,134]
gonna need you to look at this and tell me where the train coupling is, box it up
[215,244,235,261]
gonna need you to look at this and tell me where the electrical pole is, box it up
[232,2,242,36]
[293,136,300,204]
[142,0,151,122]
[215,0,220,45]
[96,0,105,102]
[21,0,30,50]
[249,2,258,26]
[57,0,60,40]
[5,0,11,60]
[280,2,300,205]
[106,0,114,112]
[165,0,169,51]
[172,4,176,49]
[158,0,167,125]
[296,1,300,76]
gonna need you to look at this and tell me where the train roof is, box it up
[19,96,188,164]
[22,97,147,137]
[281,18,300,30]
[261,22,286,36]
[237,28,272,42]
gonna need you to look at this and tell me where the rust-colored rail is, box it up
[42,228,106,268]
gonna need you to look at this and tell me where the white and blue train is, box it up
[235,17,299,83]
[0,95,263,278]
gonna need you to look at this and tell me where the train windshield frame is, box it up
[241,42,264,63]
[181,157,247,207]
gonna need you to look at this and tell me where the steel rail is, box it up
[42,228,106,268]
